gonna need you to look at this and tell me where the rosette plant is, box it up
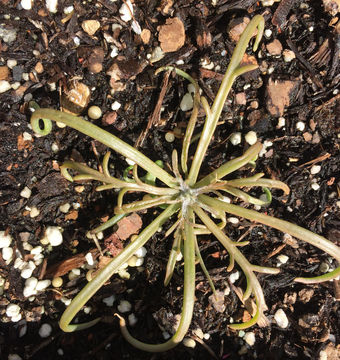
[31,15,340,352]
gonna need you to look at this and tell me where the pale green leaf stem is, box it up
[59,203,180,332]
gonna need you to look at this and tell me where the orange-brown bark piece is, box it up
[158,17,185,53]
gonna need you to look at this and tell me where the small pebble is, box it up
[20,186,32,199]
[52,277,63,287]
[310,165,321,175]
[274,308,289,328]
[117,300,132,313]
[88,106,102,119]
[230,132,242,145]
[39,323,52,338]
[0,231,12,248]
[244,332,256,346]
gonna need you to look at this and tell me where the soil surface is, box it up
[0,1,340,360]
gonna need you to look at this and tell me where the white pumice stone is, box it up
[8,354,23,360]
[274,309,289,328]
[135,257,144,267]
[229,271,240,283]
[44,226,63,246]
[23,286,37,298]
[39,323,52,338]
[2,247,13,262]
[60,297,71,306]
[46,0,58,13]
[117,300,132,313]
[20,186,31,199]
[264,29,272,38]
[238,330,245,337]
[277,254,289,264]
[128,313,138,326]
[21,262,36,279]
[230,132,242,145]
[14,258,26,270]
[59,203,71,213]
[244,332,256,346]
[193,328,204,339]
[25,277,38,289]
[245,130,257,145]
[30,246,43,255]
[7,59,17,69]
[85,252,94,266]
[228,217,239,224]
[0,80,11,93]
[118,269,130,279]
[63,5,73,13]
[183,337,196,348]
[180,93,194,111]
[296,121,305,131]
[127,255,138,267]
[102,295,116,307]
[6,304,21,318]
[0,231,12,248]
[111,100,121,110]
[36,280,51,291]
[30,207,40,218]
[134,246,147,258]
[21,0,32,10]
[310,165,321,174]
[311,183,320,191]
[277,117,285,128]
[23,132,32,141]
[126,158,136,166]
[319,350,327,360]
[119,0,133,22]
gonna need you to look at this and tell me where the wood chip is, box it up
[158,17,185,53]
[266,77,300,116]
